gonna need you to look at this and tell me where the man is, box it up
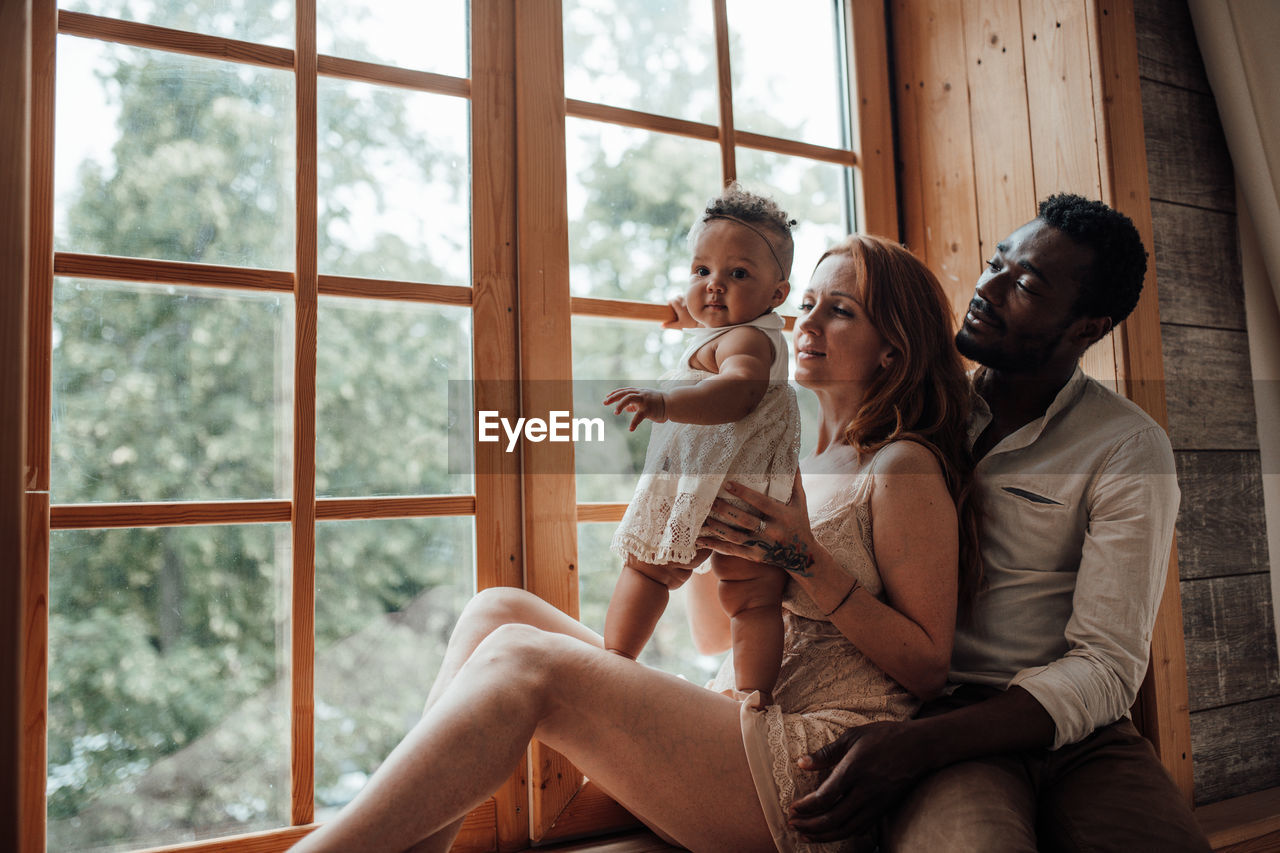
[787,195,1212,851]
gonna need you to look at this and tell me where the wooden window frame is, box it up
[18,1,895,851]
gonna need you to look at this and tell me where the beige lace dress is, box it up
[611,312,800,567]
[707,449,919,853]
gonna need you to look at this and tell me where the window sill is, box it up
[1195,786,1280,852]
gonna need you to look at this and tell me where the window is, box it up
[23,1,892,850]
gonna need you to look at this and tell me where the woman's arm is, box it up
[818,441,957,699]
[685,569,732,655]
[699,445,958,700]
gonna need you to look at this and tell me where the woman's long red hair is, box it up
[817,235,983,606]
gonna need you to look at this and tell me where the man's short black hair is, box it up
[1037,193,1148,326]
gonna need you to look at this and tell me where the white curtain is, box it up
[1188,0,1280,656]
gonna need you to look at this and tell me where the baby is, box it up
[603,184,801,702]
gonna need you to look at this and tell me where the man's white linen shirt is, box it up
[950,367,1180,749]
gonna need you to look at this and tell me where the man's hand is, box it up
[787,720,931,842]
[603,386,667,431]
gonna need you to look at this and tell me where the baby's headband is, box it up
[703,213,789,280]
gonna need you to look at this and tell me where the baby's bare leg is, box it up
[604,554,700,659]
[713,553,787,702]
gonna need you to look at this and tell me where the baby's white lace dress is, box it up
[611,312,800,567]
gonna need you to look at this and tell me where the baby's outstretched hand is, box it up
[603,387,667,431]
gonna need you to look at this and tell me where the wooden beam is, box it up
[514,0,582,842]
[470,6,529,844]
[848,0,899,238]
[1088,0,1194,800]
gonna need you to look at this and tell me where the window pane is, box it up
[314,517,475,815]
[61,0,293,47]
[729,0,847,148]
[48,524,291,851]
[571,316,688,502]
[317,297,473,497]
[578,522,722,683]
[318,0,468,77]
[567,119,720,302]
[54,37,295,269]
[736,150,851,311]
[51,279,293,503]
[318,80,471,286]
[563,0,717,123]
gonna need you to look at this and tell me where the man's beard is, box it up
[954,324,1068,374]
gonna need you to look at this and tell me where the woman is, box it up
[292,235,980,853]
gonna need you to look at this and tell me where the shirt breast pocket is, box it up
[990,477,1081,573]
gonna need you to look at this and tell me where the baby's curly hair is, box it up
[689,182,798,280]
[1037,193,1148,326]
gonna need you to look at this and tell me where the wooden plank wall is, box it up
[1133,0,1280,806]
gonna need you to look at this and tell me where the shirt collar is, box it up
[969,365,1088,456]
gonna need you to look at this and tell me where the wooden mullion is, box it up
[4,2,32,849]
[55,252,294,292]
[57,10,293,69]
[732,130,857,167]
[132,825,316,853]
[26,3,53,496]
[576,503,627,524]
[1087,0,1193,801]
[712,0,735,184]
[50,500,293,529]
[570,296,673,324]
[315,495,476,521]
[515,0,583,842]
[565,98,718,142]
[290,0,318,828]
[21,1,54,850]
[317,274,471,305]
[20,492,47,853]
[316,54,469,97]
[571,295,796,331]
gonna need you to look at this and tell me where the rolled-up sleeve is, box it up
[1010,427,1180,749]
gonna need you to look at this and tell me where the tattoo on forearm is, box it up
[748,535,815,577]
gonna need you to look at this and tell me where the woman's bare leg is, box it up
[424,586,602,709]
[292,622,775,853]
[302,588,603,853]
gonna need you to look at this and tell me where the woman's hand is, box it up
[603,386,667,431]
[697,471,818,578]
